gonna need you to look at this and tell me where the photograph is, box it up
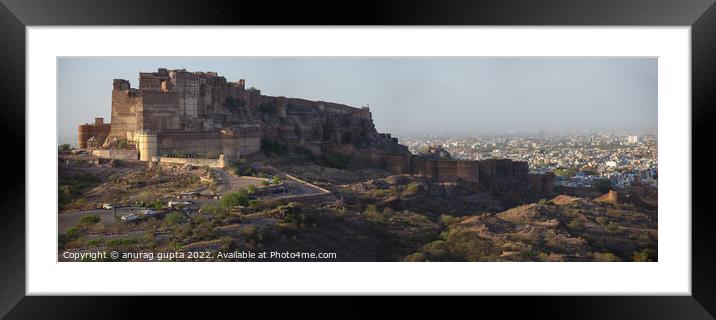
[2,0,713,315]
[57,57,658,262]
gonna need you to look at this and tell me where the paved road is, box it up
[58,168,334,234]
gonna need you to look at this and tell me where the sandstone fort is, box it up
[77,68,553,193]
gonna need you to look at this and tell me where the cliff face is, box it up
[225,96,389,150]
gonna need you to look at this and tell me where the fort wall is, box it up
[456,160,480,183]
[77,117,111,149]
[92,149,138,161]
[360,149,550,194]
[152,155,227,169]
[384,154,410,174]
[107,86,142,141]
[435,160,458,183]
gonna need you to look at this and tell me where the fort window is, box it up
[160,80,169,93]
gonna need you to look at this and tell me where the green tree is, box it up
[222,191,249,208]
[58,144,71,153]
[246,185,257,195]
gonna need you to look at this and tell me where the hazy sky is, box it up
[58,57,657,145]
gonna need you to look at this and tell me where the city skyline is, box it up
[58,57,657,145]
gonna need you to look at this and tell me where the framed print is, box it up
[1,0,715,318]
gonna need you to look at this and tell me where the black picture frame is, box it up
[1,0,714,318]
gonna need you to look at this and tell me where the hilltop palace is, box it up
[77,68,553,193]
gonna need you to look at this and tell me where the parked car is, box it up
[167,200,193,208]
[102,203,114,210]
[120,213,141,222]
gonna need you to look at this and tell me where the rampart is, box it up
[91,149,138,161]
[344,147,550,194]
[77,117,111,149]
[152,155,227,169]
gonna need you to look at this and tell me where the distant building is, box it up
[627,135,639,144]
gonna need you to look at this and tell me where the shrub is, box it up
[405,212,432,226]
[246,185,257,195]
[422,240,450,260]
[65,227,79,238]
[150,199,164,209]
[363,205,382,224]
[403,252,426,262]
[328,208,346,221]
[403,182,420,195]
[592,252,621,262]
[222,191,249,208]
[632,248,657,262]
[137,190,162,205]
[58,144,71,153]
[596,216,609,226]
[271,176,281,185]
[86,238,104,247]
[201,203,230,220]
[58,171,101,209]
[107,237,138,247]
[444,230,499,262]
[116,139,128,149]
[239,225,262,244]
[566,220,583,229]
[228,159,255,176]
[438,214,460,226]
[164,212,186,226]
[79,215,101,225]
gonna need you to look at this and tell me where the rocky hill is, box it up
[405,194,657,262]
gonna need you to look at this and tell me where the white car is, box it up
[102,203,114,210]
[168,201,192,208]
[120,213,141,222]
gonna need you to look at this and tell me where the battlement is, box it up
[113,79,131,91]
